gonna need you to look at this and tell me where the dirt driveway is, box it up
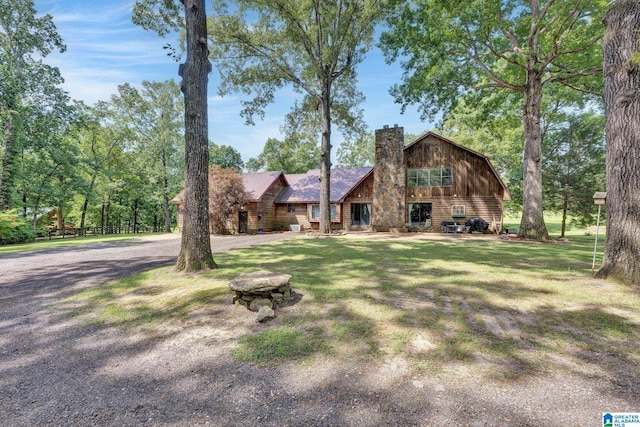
[0,233,295,426]
[0,232,634,426]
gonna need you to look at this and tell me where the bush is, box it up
[0,210,35,245]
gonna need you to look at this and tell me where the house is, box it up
[174,125,510,233]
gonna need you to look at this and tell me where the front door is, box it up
[238,211,248,234]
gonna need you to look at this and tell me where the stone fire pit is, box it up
[228,270,293,322]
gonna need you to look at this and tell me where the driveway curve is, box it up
[0,232,296,426]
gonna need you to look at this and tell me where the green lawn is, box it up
[59,225,639,383]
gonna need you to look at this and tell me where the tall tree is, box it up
[209,0,386,233]
[71,103,127,230]
[108,80,184,233]
[542,110,605,237]
[133,0,215,271]
[246,135,319,173]
[381,0,606,239]
[0,0,67,210]
[597,0,640,285]
[209,142,244,170]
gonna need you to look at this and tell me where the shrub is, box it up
[0,210,35,245]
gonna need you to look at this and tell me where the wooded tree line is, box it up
[1,0,638,283]
[0,0,187,233]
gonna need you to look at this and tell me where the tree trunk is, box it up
[56,206,64,235]
[0,110,17,211]
[561,189,568,238]
[133,199,139,233]
[519,70,549,239]
[80,176,96,229]
[596,0,640,285]
[319,79,332,234]
[161,149,172,233]
[176,0,215,271]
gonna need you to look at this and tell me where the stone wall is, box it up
[372,125,406,229]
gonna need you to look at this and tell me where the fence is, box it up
[42,225,153,240]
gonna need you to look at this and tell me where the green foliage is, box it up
[209,142,244,170]
[247,136,318,173]
[0,0,71,210]
[209,0,385,125]
[0,210,35,245]
[381,0,606,119]
[336,131,375,167]
[543,110,605,231]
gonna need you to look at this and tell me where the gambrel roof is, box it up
[405,131,511,200]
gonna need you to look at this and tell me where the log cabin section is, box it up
[400,130,510,231]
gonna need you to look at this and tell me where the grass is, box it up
[0,233,163,256]
[56,218,639,383]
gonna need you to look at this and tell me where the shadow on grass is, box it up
[220,236,639,390]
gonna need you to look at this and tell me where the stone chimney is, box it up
[372,124,405,230]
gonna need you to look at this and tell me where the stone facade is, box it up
[372,125,406,229]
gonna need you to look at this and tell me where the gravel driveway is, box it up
[0,233,636,426]
[0,233,296,426]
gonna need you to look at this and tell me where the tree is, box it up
[596,0,640,285]
[381,0,606,239]
[208,165,249,234]
[17,104,80,230]
[108,81,185,233]
[209,0,387,233]
[336,132,375,168]
[246,136,319,173]
[133,0,215,271]
[71,103,127,230]
[209,142,244,170]
[542,111,605,237]
[0,0,67,211]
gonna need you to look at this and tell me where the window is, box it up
[407,167,453,188]
[310,204,337,220]
[351,203,371,226]
[451,205,466,218]
[408,203,432,228]
[287,203,296,213]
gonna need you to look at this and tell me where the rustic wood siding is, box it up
[402,134,505,231]
[343,174,374,230]
[219,176,288,233]
[404,134,505,199]
[274,203,311,230]
[424,196,504,230]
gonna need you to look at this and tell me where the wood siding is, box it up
[404,134,505,199]
[274,203,312,230]
[343,174,374,230]
[223,176,288,233]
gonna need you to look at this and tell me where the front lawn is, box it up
[59,231,639,384]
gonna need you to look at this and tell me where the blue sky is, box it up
[35,0,432,162]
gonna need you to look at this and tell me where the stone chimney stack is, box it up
[372,124,405,230]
